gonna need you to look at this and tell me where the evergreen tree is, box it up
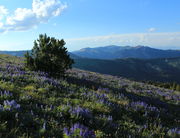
[25,34,74,77]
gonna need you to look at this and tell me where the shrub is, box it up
[25,34,74,77]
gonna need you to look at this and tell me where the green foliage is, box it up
[0,54,179,137]
[176,85,180,91]
[73,57,180,83]
[25,34,74,77]
[147,81,180,91]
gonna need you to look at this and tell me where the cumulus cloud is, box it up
[0,6,8,20]
[0,6,8,15]
[67,32,180,51]
[0,0,67,33]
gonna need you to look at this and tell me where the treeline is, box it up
[146,81,180,91]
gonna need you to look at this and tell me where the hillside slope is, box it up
[72,45,180,59]
[1,50,180,83]
[0,55,179,137]
[73,57,180,83]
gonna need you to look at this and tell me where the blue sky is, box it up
[0,0,180,51]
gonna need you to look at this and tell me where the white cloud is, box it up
[0,22,3,27]
[0,0,67,33]
[32,0,67,20]
[0,5,8,20]
[148,27,156,32]
[0,6,8,15]
[66,32,180,51]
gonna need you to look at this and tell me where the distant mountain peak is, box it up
[72,45,180,59]
[102,45,120,48]
[79,48,89,52]
[134,45,149,48]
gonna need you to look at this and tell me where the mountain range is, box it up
[0,50,28,57]
[1,45,180,59]
[1,45,180,83]
[72,45,180,59]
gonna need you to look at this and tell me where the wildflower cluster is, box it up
[0,56,179,137]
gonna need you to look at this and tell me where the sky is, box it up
[0,0,180,51]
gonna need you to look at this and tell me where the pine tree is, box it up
[25,34,74,77]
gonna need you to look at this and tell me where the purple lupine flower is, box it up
[64,123,95,138]
[168,128,180,136]
[143,124,148,129]
[64,127,70,136]
[98,87,110,93]
[70,106,92,119]
[107,115,113,121]
[0,90,13,97]
[3,100,20,110]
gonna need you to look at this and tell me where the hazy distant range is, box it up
[1,45,180,59]
[1,45,180,83]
